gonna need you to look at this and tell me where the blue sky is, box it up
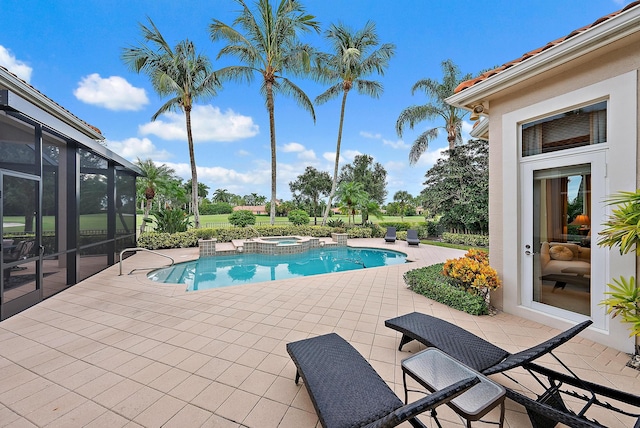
[0,0,631,203]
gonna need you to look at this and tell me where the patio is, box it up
[0,239,637,427]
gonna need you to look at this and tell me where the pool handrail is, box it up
[119,247,175,275]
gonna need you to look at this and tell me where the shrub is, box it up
[397,231,407,241]
[228,210,256,227]
[137,230,200,250]
[442,249,501,301]
[441,232,489,247]
[405,264,488,315]
[201,202,233,215]
[346,226,372,238]
[288,209,310,226]
[379,221,412,231]
[152,208,192,233]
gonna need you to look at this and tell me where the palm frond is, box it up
[315,83,343,105]
[353,79,383,98]
[396,104,440,137]
[409,128,440,165]
[276,76,316,122]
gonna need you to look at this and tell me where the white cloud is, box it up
[385,160,405,171]
[297,149,317,161]
[360,131,381,139]
[74,73,148,111]
[462,120,474,140]
[0,45,32,82]
[342,149,363,162]
[281,142,305,152]
[106,137,172,161]
[383,138,410,149]
[236,149,251,156]
[139,104,259,142]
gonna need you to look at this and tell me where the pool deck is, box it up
[0,238,638,427]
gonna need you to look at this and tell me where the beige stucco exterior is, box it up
[448,9,640,352]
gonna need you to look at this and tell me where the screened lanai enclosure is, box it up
[0,76,140,320]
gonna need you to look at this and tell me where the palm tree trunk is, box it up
[141,198,152,234]
[185,108,200,228]
[266,81,277,225]
[322,90,349,225]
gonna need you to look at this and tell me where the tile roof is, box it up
[454,1,640,94]
[0,63,103,136]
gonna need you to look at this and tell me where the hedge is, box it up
[441,232,489,247]
[404,263,489,315]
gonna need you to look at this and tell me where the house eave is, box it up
[446,4,640,109]
[0,67,104,140]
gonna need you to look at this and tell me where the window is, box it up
[522,101,607,157]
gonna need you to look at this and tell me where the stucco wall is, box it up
[488,32,640,312]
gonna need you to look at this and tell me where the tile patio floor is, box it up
[0,239,638,427]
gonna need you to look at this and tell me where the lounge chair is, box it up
[406,229,420,246]
[384,227,396,243]
[286,332,479,428]
[385,312,640,427]
[3,240,34,281]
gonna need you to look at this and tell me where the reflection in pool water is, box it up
[148,247,408,291]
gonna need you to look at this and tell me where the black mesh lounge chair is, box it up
[286,333,479,428]
[385,312,640,427]
[406,229,420,246]
[384,227,396,243]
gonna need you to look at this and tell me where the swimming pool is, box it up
[148,247,408,291]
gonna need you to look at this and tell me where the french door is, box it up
[1,171,42,320]
[521,150,607,328]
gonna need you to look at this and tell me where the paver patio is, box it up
[0,239,638,427]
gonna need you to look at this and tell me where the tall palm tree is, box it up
[212,188,232,203]
[122,18,220,228]
[393,190,413,221]
[209,0,320,225]
[336,181,368,225]
[396,59,472,165]
[314,21,395,226]
[135,158,176,233]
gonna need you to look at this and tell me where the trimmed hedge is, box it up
[404,263,489,315]
[441,232,489,247]
[379,221,413,232]
[137,230,201,250]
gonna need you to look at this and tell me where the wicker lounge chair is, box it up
[286,332,479,428]
[384,227,396,243]
[406,229,420,246]
[385,312,640,427]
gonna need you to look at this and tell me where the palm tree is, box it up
[212,188,232,203]
[314,21,395,226]
[336,181,369,225]
[393,190,413,221]
[135,158,176,233]
[122,18,220,228]
[209,0,320,225]
[396,59,472,164]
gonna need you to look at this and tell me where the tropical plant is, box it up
[314,21,395,225]
[289,166,332,225]
[393,190,413,221]
[210,0,320,225]
[597,189,640,355]
[396,59,472,164]
[335,181,368,225]
[442,249,501,302]
[135,158,176,233]
[152,208,192,234]
[122,18,220,229]
[228,209,256,227]
[288,209,310,226]
[359,200,384,224]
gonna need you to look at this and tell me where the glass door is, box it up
[1,172,41,320]
[521,151,607,327]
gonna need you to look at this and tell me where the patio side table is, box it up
[402,348,505,428]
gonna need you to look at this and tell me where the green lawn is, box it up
[137,213,428,228]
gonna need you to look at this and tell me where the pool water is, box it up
[148,247,408,291]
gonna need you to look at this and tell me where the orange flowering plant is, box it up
[442,249,501,301]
